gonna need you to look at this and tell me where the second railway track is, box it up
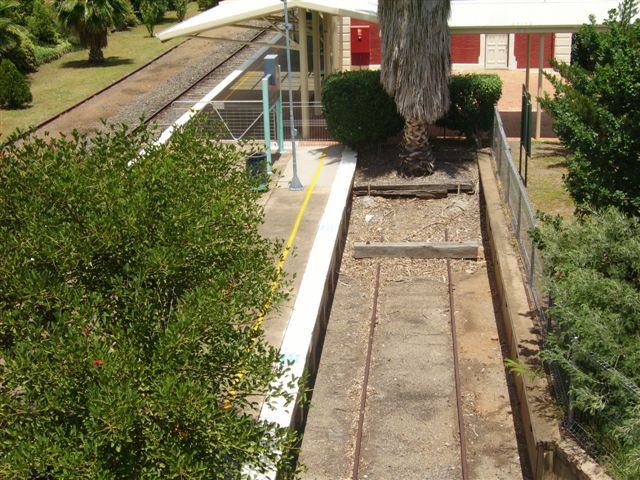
[146,28,273,129]
[14,25,273,144]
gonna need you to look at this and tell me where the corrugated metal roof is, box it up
[157,0,623,41]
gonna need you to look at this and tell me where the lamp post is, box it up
[282,0,303,191]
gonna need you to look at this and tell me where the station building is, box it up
[346,19,571,70]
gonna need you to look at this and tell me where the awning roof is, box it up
[157,0,622,41]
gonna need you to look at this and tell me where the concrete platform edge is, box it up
[247,148,356,480]
[477,150,612,480]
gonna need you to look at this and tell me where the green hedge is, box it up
[33,40,75,66]
[322,70,404,148]
[321,71,502,146]
[0,119,299,478]
[437,73,503,138]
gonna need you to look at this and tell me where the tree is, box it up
[0,117,299,478]
[378,0,451,176]
[0,0,19,50]
[54,0,129,63]
[139,0,159,36]
[197,0,219,10]
[27,0,60,44]
[0,1,31,72]
[174,0,187,22]
[1,1,51,73]
[0,57,32,108]
[541,0,640,215]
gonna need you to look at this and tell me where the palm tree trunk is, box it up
[88,43,104,63]
[399,117,435,176]
[85,31,107,63]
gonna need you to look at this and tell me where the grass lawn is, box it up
[525,141,575,220]
[0,3,199,140]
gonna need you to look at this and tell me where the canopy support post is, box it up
[535,33,544,139]
[261,75,272,173]
[298,8,310,138]
[323,14,332,77]
[312,11,322,113]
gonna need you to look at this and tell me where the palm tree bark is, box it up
[378,0,451,177]
[88,40,105,63]
[400,117,434,176]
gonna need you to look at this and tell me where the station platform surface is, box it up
[256,142,346,351]
[211,37,321,103]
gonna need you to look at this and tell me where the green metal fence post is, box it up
[261,74,272,174]
[277,65,285,154]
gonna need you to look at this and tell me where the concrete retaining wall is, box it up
[477,150,611,480]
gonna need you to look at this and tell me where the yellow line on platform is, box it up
[223,71,257,100]
[255,149,326,331]
[224,150,327,407]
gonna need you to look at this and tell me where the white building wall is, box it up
[554,33,572,63]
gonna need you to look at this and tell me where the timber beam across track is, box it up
[352,182,475,198]
[352,241,480,259]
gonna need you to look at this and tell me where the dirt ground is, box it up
[298,141,529,479]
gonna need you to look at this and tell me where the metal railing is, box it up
[490,107,640,476]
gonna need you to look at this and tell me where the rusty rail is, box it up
[446,228,470,480]
[351,263,381,480]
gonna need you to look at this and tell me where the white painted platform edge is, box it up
[244,147,357,480]
[154,33,283,146]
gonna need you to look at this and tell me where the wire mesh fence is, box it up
[490,107,546,316]
[490,107,640,476]
[159,100,334,145]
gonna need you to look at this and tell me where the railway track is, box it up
[350,243,470,480]
[298,144,527,479]
[4,26,272,147]
[145,28,272,130]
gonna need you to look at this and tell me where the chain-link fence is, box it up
[490,107,640,476]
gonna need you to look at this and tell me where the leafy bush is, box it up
[322,70,404,147]
[0,118,300,478]
[541,0,640,215]
[13,0,34,22]
[26,0,59,44]
[2,27,37,73]
[115,0,140,30]
[174,0,188,21]
[322,71,502,147]
[140,0,160,36]
[0,58,32,108]
[197,0,219,10]
[537,208,640,479]
[33,39,75,65]
[437,73,503,139]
